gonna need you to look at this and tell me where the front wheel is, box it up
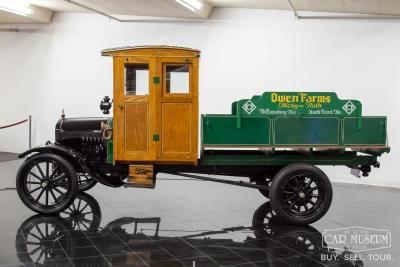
[269,163,333,225]
[16,153,78,214]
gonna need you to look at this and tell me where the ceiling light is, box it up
[0,0,33,16]
[175,0,203,11]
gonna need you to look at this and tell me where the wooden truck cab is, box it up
[102,46,200,167]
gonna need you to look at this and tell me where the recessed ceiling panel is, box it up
[0,9,38,23]
[209,0,400,16]
[0,3,53,24]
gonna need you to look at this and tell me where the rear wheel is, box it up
[16,153,78,214]
[269,163,333,225]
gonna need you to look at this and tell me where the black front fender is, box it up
[19,144,80,160]
[18,144,122,188]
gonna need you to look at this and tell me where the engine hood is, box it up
[56,117,109,132]
[55,117,112,160]
[55,117,112,146]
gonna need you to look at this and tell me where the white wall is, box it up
[0,9,399,187]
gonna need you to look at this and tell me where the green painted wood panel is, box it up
[343,117,386,145]
[201,115,387,148]
[274,117,339,145]
[202,115,270,145]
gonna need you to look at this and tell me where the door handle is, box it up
[118,104,124,110]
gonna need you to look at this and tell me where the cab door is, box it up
[114,56,157,161]
[155,57,198,163]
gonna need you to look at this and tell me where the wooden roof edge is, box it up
[101,45,201,56]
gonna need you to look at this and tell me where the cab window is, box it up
[165,64,190,94]
[124,64,149,95]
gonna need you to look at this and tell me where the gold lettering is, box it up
[300,93,307,102]
[325,96,331,103]
[271,93,278,103]
[271,93,332,104]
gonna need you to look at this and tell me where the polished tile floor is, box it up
[0,159,399,267]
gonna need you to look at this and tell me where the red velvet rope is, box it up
[0,119,28,129]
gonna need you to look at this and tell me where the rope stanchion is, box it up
[0,116,32,150]
[0,119,28,130]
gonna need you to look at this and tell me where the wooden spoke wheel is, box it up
[251,201,278,239]
[16,153,78,214]
[60,193,101,231]
[269,224,326,264]
[269,164,333,225]
[16,215,72,265]
[77,173,97,192]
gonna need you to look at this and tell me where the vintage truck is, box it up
[16,46,389,224]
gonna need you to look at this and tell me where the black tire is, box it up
[269,163,333,225]
[77,173,97,192]
[16,153,78,215]
[269,224,326,265]
[60,192,102,231]
[251,201,278,239]
[16,215,72,264]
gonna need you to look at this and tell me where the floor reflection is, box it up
[16,192,364,267]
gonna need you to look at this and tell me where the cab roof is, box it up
[101,45,200,56]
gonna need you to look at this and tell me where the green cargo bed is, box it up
[201,92,388,154]
[202,115,387,147]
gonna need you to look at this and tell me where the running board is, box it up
[123,183,155,189]
[166,172,269,191]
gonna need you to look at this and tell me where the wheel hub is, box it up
[298,191,306,199]
[41,181,48,188]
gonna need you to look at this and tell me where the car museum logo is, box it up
[322,226,391,252]
[342,100,356,115]
[242,100,256,114]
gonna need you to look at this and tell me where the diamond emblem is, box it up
[242,100,256,115]
[342,100,356,115]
